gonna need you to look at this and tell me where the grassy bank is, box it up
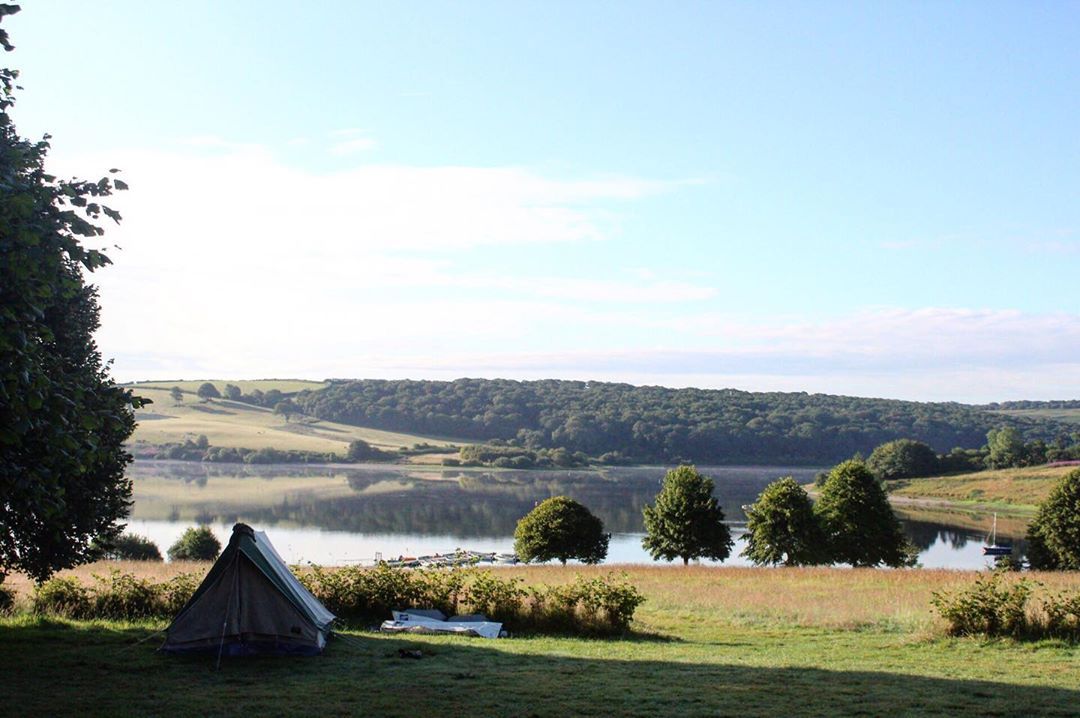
[887,464,1074,511]
[4,563,1080,716]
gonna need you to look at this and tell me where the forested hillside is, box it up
[295,379,1072,465]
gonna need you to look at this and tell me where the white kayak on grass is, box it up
[380,610,503,639]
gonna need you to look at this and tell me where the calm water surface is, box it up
[128,461,1025,569]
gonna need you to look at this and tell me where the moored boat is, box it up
[982,513,1012,557]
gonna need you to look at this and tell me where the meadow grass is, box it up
[4,563,1080,716]
[887,464,1074,510]
[127,386,462,454]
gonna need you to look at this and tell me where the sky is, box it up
[6,1,1079,402]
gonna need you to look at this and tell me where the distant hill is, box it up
[294,379,1076,465]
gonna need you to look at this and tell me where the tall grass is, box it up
[888,464,1073,508]
[9,560,1080,637]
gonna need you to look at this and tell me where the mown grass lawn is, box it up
[4,565,1080,717]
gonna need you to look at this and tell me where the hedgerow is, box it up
[298,564,645,635]
[32,570,200,620]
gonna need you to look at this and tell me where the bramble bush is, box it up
[298,564,645,635]
[25,563,645,634]
[32,570,200,620]
[31,576,93,619]
[931,574,1032,637]
[932,573,1080,641]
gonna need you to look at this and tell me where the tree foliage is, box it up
[986,426,1027,469]
[346,439,390,462]
[294,379,1066,466]
[742,477,825,566]
[93,533,162,562]
[513,496,609,565]
[0,7,143,583]
[196,382,220,401]
[866,439,940,481]
[814,460,911,568]
[1025,468,1080,570]
[642,465,733,565]
[167,526,221,562]
[169,386,184,404]
[223,383,242,401]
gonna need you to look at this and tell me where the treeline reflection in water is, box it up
[128,461,1026,567]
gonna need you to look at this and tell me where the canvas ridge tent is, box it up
[162,523,335,656]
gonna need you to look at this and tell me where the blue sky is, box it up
[8,2,1079,401]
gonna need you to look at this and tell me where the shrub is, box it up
[466,571,526,622]
[931,573,1032,638]
[90,570,160,620]
[31,570,199,620]
[346,439,390,462]
[96,533,163,561]
[1043,591,1080,640]
[540,574,645,632]
[0,583,14,615]
[167,526,221,561]
[33,577,92,619]
[298,565,645,635]
[158,573,200,615]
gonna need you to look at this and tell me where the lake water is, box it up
[127,460,1026,569]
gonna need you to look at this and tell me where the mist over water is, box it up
[127,461,1019,569]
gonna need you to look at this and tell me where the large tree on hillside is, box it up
[0,6,143,582]
[642,465,733,565]
[814,460,912,568]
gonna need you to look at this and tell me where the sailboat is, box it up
[982,513,1012,557]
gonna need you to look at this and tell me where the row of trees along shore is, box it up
[514,462,913,568]
[295,378,1075,465]
[513,463,1080,571]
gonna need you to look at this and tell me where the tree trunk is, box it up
[682,557,689,566]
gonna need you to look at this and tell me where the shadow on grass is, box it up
[3,620,1077,717]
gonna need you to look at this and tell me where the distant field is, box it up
[128,385,462,454]
[887,464,1074,509]
[130,379,329,394]
[990,408,1080,425]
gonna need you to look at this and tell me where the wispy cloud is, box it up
[49,143,1078,403]
[331,136,378,155]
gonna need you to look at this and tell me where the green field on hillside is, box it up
[990,408,1080,425]
[887,464,1074,510]
[131,379,329,394]
[4,564,1079,717]
[128,384,462,454]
